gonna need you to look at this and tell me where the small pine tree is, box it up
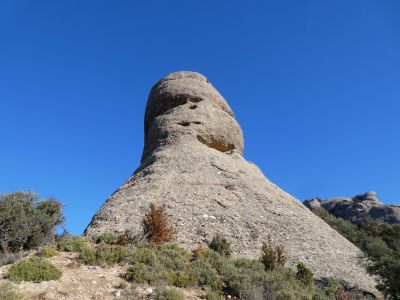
[260,236,286,271]
[143,203,176,244]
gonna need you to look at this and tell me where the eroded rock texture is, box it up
[85,71,378,295]
[305,191,400,224]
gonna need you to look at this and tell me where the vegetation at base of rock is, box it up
[154,287,185,300]
[124,242,362,299]
[143,203,176,244]
[296,262,314,285]
[0,192,64,254]
[37,244,58,257]
[260,236,286,271]
[312,207,400,299]
[77,244,128,266]
[0,282,20,300]
[94,232,117,244]
[57,236,87,252]
[209,234,232,257]
[7,257,62,282]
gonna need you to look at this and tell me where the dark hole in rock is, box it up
[225,185,236,191]
[193,121,202,125]
[187,96,204,103]
[189,105,198,109]
[196,135,236,153]
[178,121,191,127]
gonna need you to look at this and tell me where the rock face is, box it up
[86,71,378,295]
[304,191,400,224]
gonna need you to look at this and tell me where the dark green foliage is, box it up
[368,254,400,300]
[260,236,286,271]
[296,262,314,285]
[209,234,232,257]
[0,282,20,300]
[154,287,185,300]
[7,257,62,282]
[0,192,64,253]
[312,207,400,299]
[57,236,87,252]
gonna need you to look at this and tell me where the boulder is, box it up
[308,191,400,225]
[85,71,378,295]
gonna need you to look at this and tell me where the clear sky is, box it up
[1,1,399,234]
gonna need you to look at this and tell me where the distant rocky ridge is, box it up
[304,191,400,224]
[85,71,378,295]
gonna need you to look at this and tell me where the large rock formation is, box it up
[304,191,400,224]
[86,71,378,294]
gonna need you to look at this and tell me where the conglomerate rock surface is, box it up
[85,71,378,295]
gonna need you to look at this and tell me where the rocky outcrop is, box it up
[85,71,378,295]
[304,191,400,224]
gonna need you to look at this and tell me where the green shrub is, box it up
[260,236,286,271]
[0,282,20,300]
[204,289,223,300]
[296,262,314,286]
[57,236,86,252]
[7,257,62,282]
[37,244,58,257]
[95,232,117,244]
[126,244,193,286]
[154,287,185,300]
[209,234,231,257]
[78,244,128,266]
[188,259,222,291]
[0,192,64,253]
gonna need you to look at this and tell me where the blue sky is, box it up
[1,1,399,234]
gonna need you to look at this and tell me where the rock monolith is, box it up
[86,71,378,295]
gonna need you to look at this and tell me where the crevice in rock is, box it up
[225,185,236,191]
[189,105,198,109]
[177,121,191,127]
[196,135,236,153]
[193,121,202,125]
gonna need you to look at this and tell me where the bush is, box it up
[126,244,193,286]
[154,287,185,300]
[57,236,86,252]
[0,282,20,300]
[7,257,62,282]
[143,203,176,244]
[260,236,286,271]
[78,244,128,266]
[94,232,117,244]
[0,192,64,253]
[296,262,314,285]
[37,244,58,258]
[209,234,231,257]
